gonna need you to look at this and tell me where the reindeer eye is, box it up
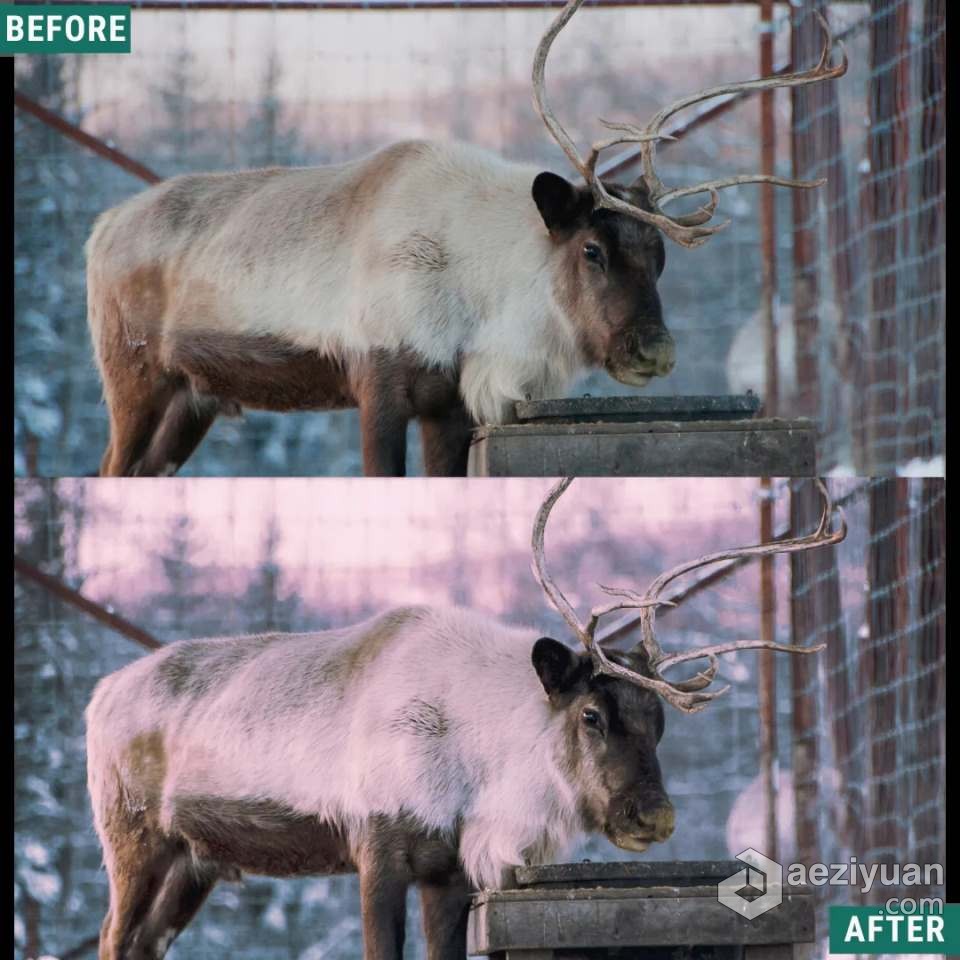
[583,242,603,265]
[582,707,602,728]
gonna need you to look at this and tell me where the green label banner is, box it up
[829,904,958,954]
[1,5,130,54]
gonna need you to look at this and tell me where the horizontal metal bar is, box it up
[14,0,863,9]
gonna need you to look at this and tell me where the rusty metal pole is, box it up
[790,481,821,869]
[866,0,911,472]
[863,480,902,900]
[791,4,823,428]
[760,0,778,419]
[13,556,163,650]
[758,478,778,860]
[756,0,779,864]
[14,90,162,185]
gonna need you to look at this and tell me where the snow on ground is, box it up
[897,456,944,478]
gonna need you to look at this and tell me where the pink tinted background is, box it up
[47,477,868,652]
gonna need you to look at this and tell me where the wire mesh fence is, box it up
[13,476,945,959]
[13,1,945,477]
[788,476,945,951]
[787,1,945,475]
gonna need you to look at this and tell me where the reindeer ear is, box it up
[532,172,580,232]
[532,637,581,696]
[609,645,656,679]
[626,175,654,211]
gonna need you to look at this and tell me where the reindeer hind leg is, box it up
[92,288,179,477]
[130,851,218,959]
[136,387,220,477]
[99,376,180,477]
[98,824,180,960]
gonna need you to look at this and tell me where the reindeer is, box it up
[86,4,846,477]
[85,479,845,959]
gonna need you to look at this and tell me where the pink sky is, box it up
[54,477,869,643]
[76,476,763,571]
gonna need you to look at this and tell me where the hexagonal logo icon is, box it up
[717,848,783,920]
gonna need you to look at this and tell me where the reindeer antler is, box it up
[531,2,848,248]
[531,478,674,650]
[531,478,847,713]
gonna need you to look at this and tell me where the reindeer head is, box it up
[529,478,846,852]
[532,634,675,850]
[529,2,847,387]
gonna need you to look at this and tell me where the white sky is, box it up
[60,2,869,178]
[71,4,816,139]
[80,6,770,101]
[73,4,869,106]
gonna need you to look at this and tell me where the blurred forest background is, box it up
[13,2,945,476]
[13,477,945,959]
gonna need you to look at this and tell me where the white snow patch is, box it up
[216,889,240,909]
[265,901,287,931]
[204,926,229,945]
[725,768,796,861]
[721,658,751,684]
[155,927,178,956]
[24,842,49,866]
[21,866,61,903]
[897,455,944,478]
[302,879,331,906]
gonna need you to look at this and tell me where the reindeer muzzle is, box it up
[606,798,675,851]
[608,333,676,386]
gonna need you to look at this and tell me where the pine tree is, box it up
[150,44,218,174]
[152,511,215,638]
[239,51,303,169]
[14,480,107,957]
[240,510,302,633]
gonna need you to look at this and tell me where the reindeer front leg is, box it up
[359,401,409,477]
[354,819,413,960]
[419,403,474,477]
[355,351,411,477]
[418,872,471,960]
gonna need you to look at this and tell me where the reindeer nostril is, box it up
[637,804,675,841]
[635,333,676,376]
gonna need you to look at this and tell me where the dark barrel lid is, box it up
[513,860,745,889]
[514,394,762,425]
